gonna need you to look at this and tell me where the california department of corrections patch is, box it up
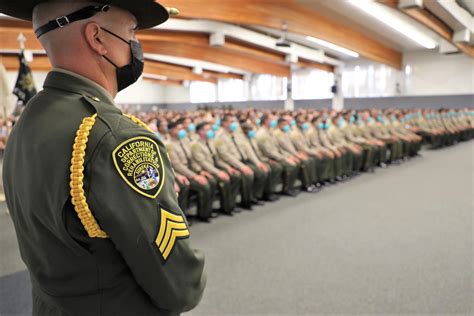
[112,136,165,199]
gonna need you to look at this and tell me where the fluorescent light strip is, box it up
[349,0,437,49]
[305,36,359,58]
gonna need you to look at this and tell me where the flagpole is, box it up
[17,33,26,50]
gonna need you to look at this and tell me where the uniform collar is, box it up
[43,68,115,105]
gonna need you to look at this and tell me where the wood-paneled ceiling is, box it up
[1,0,471,84]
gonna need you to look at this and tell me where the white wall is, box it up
[162,84,190,104]
[342,50,474,98]
[4,50,472,106]
[115,79,165,104]
[403,51,474,96]
[3,70,188,105]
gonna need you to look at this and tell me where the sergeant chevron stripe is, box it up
[155,209,190,261]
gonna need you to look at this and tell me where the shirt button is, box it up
[91,96,100,102]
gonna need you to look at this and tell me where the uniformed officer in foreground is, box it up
[1,1,206,315]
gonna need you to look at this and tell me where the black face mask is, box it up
[101,27,144,92]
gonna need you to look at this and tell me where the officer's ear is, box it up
[84,23,108,56]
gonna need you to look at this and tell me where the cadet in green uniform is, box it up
[413,111,442,148]
[328,115,363,175]
[341,113,376,172]
[190,122,241,215]
[359,113,389,167]
[238,123,281,201]
[316,117,351,179]
[291,114,333,184]
[215,115,258,209]
[274,118,319,192]
[182,117,199,142]
[305,118,339,182]
[1,1,206,315]
[256,114,300,196]
[371,113,403,163]
[167,121,217,222]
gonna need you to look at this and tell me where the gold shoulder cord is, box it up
[124,113,154,133]
[126,113,177,177]
[69,113,154,239]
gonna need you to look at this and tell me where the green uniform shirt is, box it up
[3,70,206,316]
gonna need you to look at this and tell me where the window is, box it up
[217,78,248,102]
[342,63,401,97]
[189,81,217,103]
[249,74,287,100]
[292,69,334,99]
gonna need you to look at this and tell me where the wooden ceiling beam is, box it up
[403,7,452,40]
[0,20,289,77]
[377,0,399,9]
[454,42,474,58]
[140,29,337,71]
[144,60,217,83]
[140,40,290,76]
[139,30,288,65]
[143,78,183,86]
[1,54,51,71]
[402,6,474,58]
[201,70,243,80]
[0,27,43,50]
[159,0,402,69]
[137,30,209,45]
[1,52,218,84]
[297,59,335,73]
[224,38,287,64]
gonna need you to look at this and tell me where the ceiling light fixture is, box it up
[348,0,437,49]
[305,36,360,58]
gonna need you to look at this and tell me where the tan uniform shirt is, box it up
[274,129,298,156]
[234,133,263,165]
[290,128,315,155]
[167,138,198,179]
[215,130,247,169]
[256,127,287,162]
[191,138,230,176]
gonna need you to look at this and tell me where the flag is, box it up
[13,50,37,106]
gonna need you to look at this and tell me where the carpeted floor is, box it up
[1,141,473,316]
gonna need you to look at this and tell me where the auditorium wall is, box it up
[4,71,188,105]
[342,50,473,98]
[3,50,473,111]
[403,51,474,96]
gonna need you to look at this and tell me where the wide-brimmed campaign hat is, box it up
[0,0,177,30]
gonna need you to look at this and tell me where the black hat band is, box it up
[35,4,110,38]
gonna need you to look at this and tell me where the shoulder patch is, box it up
[112,136,165,199]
